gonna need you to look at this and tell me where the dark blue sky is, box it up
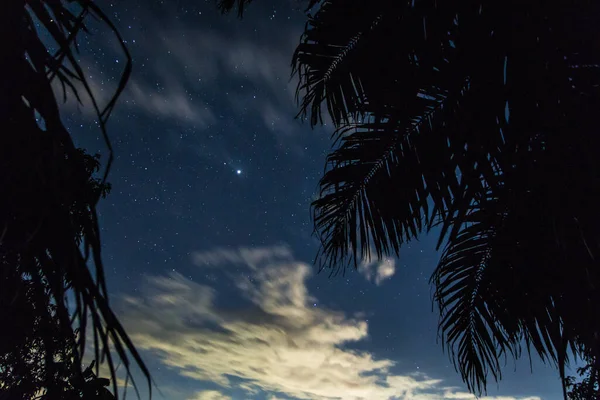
[63,0,563,398]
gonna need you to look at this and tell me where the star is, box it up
[236,169,242,175]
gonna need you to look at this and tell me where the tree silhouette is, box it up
[566,342,600,400]
[220,0,600,397]
[1,246,117,399]
[1,1,149,398]
[6,0,600,398]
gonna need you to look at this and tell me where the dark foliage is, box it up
[216,0,255,16]
[1,1,149,398]
[1,250,116,399]
[221,0,600,397]
[5,0,600,397]
[566,343,600,399]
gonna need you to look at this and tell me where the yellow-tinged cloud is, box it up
[188,390,231,400]
[359,254,396,286]
[117,245,541,400]
[441,392,542,400]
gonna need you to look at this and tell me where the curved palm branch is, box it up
[431,188,560,394]
[299,0,507,273]
[312,81,467,274]
[432,163,600,396]
[216,0,255,16]
[2,1,150,398]
[291,0,385,128]
[290,0,600,397]
[217,0,322,16]
[432,196,512,395]
[223,0,600,396]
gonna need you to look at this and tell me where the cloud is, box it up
[137,23,315,150]
[116,245,540,400]
[440,392,542,400]
[156,27,296,97]
[54,61,117,118]
[60,68,215,127]
[57,18,323,155]
[126,79,215,126]
[191,244,293,269]
[189,390,231,400]
[359,253,397,286]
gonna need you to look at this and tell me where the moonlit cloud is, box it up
[440,391,542,400]
[188,390,231,400]
[190,244,293,269]
[59,66,215,127]
[61,15,322,157]
[359,252,397,286]
[157,27,296,97]
[55,61,117,117]
[115,245,540,400]
[126,80,216,126]
[137,21,320,154]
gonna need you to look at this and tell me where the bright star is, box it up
[236,169,242,175]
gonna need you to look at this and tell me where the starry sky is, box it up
[61,0,564,399]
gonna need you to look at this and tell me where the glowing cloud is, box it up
[117,245,540,400]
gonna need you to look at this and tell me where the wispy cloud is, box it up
[132,21,321,153]
[188,390,231,400]
[359,253,397,286]
[191,245,293,269]
[60,71,215,127]
[440,391,542,400]
[59,16,327,154]
[156,27,296,97]
[116,245,540,400]
[126,79,215,126]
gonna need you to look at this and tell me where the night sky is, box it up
[62,0,563,398]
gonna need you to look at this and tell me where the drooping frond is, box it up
[292,0,381,128]
[432,194,517,394]
[295,0,600,396]
[433,127,600,396]
[215,0,255,16]
[300,0,514,273]
[291,0,482,131]
[312,82,466,273]
[2,1,150,398]
[431,181,573,395]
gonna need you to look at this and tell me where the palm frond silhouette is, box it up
[1,1,150,398]
[221,0,600,397]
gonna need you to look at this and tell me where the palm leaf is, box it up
[216,0,255,17]
[432,193,520,394]
[299,0,511,272]
[312,85,447,272]
[228,0,600,396]
[292,0,384,128]
[2,1,150,398]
